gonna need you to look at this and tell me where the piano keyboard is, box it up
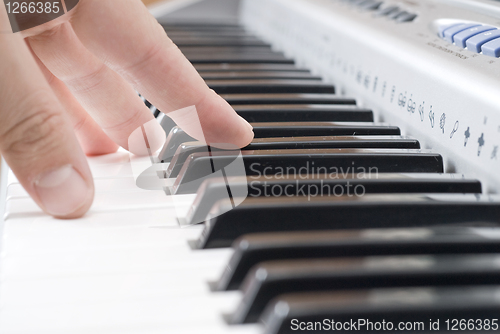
[2,2,500,333]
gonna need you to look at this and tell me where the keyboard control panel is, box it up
[342,0,419,22]
[242,0,500,192]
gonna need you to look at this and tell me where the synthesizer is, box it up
[2,0,500,333]
[241,0,500,192]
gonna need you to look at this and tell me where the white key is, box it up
[4,191,195,219]
[0,294,261,333]
[1,210,201,255]
[7,177,152,199]
[0,124,256,334]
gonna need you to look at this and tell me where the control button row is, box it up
[343,0,417,22]
[375,4,417,22]
[440,22,500,57]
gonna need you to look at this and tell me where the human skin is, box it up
[0,0,254,218]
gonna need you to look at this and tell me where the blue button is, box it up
[453,25,496,48]
[443,23,481,43]
[438,23,462,38]
[481,38,500,57]
[466,29,500,52]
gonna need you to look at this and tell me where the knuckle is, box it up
[0,91,65,159]
[65,63,107,94]
[101,104,143,133]
[128,42,163,73]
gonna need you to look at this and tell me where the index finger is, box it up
[70,0,254,147]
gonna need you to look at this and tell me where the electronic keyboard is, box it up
[3,0,500,333]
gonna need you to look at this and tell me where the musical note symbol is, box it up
[418,102,425,121]
[439,113,446,134]
[478,133,485,156]
[450,121,459,138]
[464,127,470,146]
[429,107,435,128]
[491,146,498,160]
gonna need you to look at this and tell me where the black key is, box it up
[250,122,401,137]
[167,136,419,178]
[157,105,373,142]
[200,72,322,81]
[152,107,160,118]
[152,104,363,132]
[207,80,335,94]
[216,225,493,291]
[173,149,443,194]
[195,64,307,72]
[184,174,481,226]
[180,46,275,55]
[186,54,295,64]
[196,194,500,248]
[161,23,244,31]
[158,123,401,162]
[167,31,253,38]
[157,113,177,134]
[230,254,500,323]
[159,127,193,163]
[183,50,286,60]
[223,94,356,105]
[162,28,245,34]
[261,287,500,334]
[233,105,373,122]
[170,36,263,43]
[175,40,271,47]
[140,96,152,109]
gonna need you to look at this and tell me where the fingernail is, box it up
[34,165,91,217]
[239,116,254,131]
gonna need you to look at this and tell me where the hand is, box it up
[0,0,254,219]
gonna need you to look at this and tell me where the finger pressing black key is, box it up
[233,105,373,122]
[200,71,322,81]
[174,40,271,47]
[169,36,264,44]
[168,31,255,38]
[207,80,335,94]
[158,123,401,162]
[223,94,356,105]
[195,64,308,72]
[161,23,245,32]
[186,54,295,64]
[180,47,275,55]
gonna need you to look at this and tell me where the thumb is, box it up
[0,20,93,218]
